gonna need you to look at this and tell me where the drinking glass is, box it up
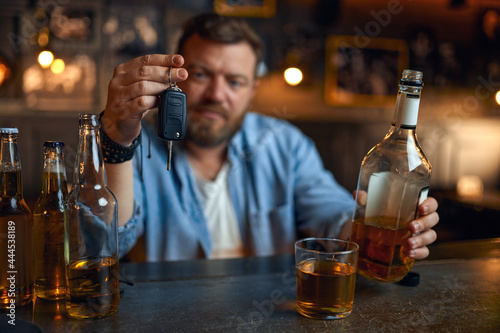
[295,238,358,319]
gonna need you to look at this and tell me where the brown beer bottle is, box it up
[0,128,33,308]
[33,141,68,300]
[351,70,431,283]
[64,114,119,319]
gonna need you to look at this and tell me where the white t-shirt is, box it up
[194,162,245,259]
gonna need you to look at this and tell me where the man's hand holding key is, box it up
[101,54,188,148]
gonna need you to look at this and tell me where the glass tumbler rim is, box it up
[295,237,358,255]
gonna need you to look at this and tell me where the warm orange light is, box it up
[38,51,54,68]
[457,175,483,199]
[38,33,49,47]
[0,64,11,86]
[495,90,500,106]
[51,59,65,74]
[284,67,303,86]
[38,27,49,47]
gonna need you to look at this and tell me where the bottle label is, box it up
[365,171,429,227]
[395,93,420,128]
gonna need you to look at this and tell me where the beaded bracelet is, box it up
[99,112,141,164]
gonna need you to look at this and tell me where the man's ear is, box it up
[251,78,260,99]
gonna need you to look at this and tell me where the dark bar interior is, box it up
[1,0,499,243]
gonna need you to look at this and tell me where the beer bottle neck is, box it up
[41,146,68,195]
[1,133,21,171]
[1,132,23,197]
[76,116,106,185]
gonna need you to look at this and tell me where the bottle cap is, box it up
[44,141,65,147]
[396,272,420,287]
[400,69,423,87]
[0,127,18,134]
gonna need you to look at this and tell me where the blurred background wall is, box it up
[1,0,499,242]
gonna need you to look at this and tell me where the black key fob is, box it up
[157,88,187,141]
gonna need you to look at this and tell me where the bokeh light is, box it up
[51,59,65,74]
[284,67,303,86]
[0,62,12,86]
[38,27,50,47]
[38,51,54,68]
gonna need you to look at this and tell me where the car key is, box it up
[157,68,187,171]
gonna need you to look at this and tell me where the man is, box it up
[101,13,438,261]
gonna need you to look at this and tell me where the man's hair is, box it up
[177,13,264,71]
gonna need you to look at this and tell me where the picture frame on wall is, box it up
[324,35,409,107]
[47,2,103,52]
[214,0,276,18]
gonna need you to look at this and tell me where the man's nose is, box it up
[205,75,226,102]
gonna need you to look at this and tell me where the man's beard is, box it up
[185,103,246,148]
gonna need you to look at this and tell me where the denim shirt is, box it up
[118,113,356,261]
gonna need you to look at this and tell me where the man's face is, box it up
[177,34,259,148]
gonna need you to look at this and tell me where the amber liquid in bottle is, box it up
[66,257,119,319]
[0,172,33,308]
[351,217,414,282]
[34,142,68,300]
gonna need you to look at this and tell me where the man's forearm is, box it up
[105,161,134,227]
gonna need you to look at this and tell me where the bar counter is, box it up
[3,238,500,332]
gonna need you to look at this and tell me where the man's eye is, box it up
[229,79,245,88]
[192,71,207,80]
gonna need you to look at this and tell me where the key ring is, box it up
[168,67,182,91]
